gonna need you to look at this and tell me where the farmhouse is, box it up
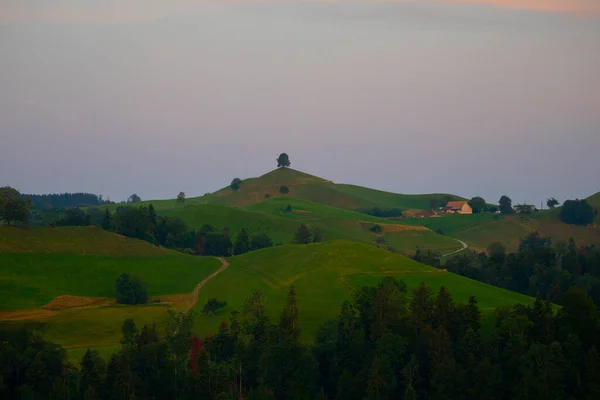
[415,210,440,218]
[443,201,473,215]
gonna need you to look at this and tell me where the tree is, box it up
[251,232,274,250]
[547,198,560,209]
[231,178,242,191]
[293,224,312,244]
[101,209,112,231]
[177,192,186,205]
[313,228,323,243]
[468,197,486,214]
[233,228,250,255]
[115,273,148,305]
[279,185,290,194]
[280,286,300,343]
[203,298,227,316]
[488,242,506,264]
[0,186,31,225]
[560,199,595,226]
[80,349,106,398]
[277,153,291,168]
[499,195,513,214]
[127,193,141,203]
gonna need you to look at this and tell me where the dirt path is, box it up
[442,239,468,257]
[189,257,230,309]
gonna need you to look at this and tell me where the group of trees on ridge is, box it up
[3,278,600,399]
[415,233,600,307]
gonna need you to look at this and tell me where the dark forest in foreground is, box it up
[2,279,600,400]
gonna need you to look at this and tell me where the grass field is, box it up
[0,253,220,311]
[0,226,224,358]
[192,241,532,341]
[0,226,221,311]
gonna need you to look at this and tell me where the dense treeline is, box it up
[416,232,600,306]
[357,207,403,218]
[2,280,600,399]
[22,193,112,209]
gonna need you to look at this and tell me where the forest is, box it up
[2,278,600,400]
[416,233,600,307]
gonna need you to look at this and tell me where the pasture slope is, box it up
[91,168,600,253]
[192,241,532,341]
[0,226,221,355]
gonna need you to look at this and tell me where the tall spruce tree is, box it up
[233,228,250,255]
[293,224,312,244]
[101,208,112,231]
[280,286,300,343]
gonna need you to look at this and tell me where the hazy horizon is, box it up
[1,0,599,206]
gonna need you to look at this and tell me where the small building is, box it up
[443,201,473,215]
[415,210,440,218]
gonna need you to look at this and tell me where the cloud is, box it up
[1,0,598,25]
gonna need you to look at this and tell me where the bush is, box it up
[115,273,148,305]
[560,199,595,226]
[284,204,292,213]
[279,185,290,194]
[370,224,383,233]
[265,193,271,199]
[231,178,242,191]
[203,298,227,316]
[435,229,445,236]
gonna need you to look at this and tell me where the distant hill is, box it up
[204,168,464,210]
[192,240,533,340]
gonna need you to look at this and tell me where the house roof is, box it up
[445,201,468,210]
[416,210,438,217]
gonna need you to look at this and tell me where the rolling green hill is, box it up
[0,226,221,311]
[192,241,533,340]
[204,168,463,210]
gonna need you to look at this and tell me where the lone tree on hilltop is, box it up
[277,153,291,168]
[231,178,242,191]
[128,193,141,203]
[547,198,560,209]
[499,195,513,214]
[0,186,32,226]
[177,192,186,205]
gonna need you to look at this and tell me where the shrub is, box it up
[115,273,148,305]
[203,298,227,316]
[231,178,242,191]
[435,229,445,236]
[265,193,271,199]
[279,185,290,194]
[560,199,595,226]
[370,224,383,233]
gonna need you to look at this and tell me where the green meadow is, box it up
[192,241,532,341]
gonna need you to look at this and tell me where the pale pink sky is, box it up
[1,1,599,205]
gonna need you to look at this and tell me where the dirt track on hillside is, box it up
[190,257,230,309]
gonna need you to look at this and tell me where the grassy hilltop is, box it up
[92,168,600,253]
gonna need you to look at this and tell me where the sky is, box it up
[1,0,599,207]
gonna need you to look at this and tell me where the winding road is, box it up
[442,239,468,258]
[189,257,230,309]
